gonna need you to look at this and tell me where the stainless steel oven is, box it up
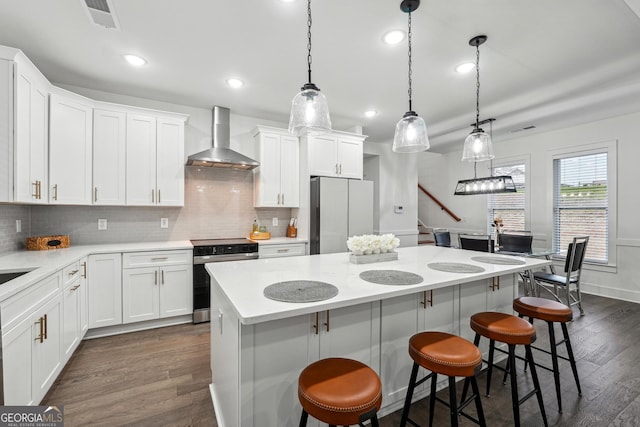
[191,239,259,323]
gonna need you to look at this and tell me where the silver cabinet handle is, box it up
[53,184,58,201]
[335,164,339,175]
[339,164,342,175]
[151,189,155,203]
[94,187,98,202]
[161,269,165,285]
[69,269,79,276]
[281,193,284,204]
[82,262,87,278]
[32,181,39,199]
[151,257,168,261]
[158,189,161,204]
[154,270,158,285]
[277,249,289,253]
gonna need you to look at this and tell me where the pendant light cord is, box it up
[307,0,313,84]
[475,43,480,128]
[407,12,413,112]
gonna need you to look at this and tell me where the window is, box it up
[553,152,608,263]
[488,163,526,236]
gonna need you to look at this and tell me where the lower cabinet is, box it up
[88,253,123,328]
[62,274,82,359]
[3,280,62,405]
[213,293,379,427]
[122,250,192,324]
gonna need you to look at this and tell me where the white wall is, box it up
[364,142,427,247]
[419,111,640,302]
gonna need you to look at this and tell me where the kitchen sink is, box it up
[0,270,33,285]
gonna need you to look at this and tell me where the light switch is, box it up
[272,217,278,226]
[16,219,21,233]
[98,219,108,230]
[161,218,169,228]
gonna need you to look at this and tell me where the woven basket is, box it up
[26,235,70,250]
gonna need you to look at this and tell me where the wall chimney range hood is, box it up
[186,106,259,170]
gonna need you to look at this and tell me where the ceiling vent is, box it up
[83,0,120,30]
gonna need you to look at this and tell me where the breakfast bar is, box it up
[207,245,551,427]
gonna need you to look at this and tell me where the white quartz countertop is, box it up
[0,240,192,302]
[207,245,551,325]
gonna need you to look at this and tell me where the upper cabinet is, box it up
[0,49,50,203]
[93,109,126,205]
[126,113,185,206]
[253,126,299,208]
[307,131,365,179]
[0,45,189,207]
[49,89,93,204]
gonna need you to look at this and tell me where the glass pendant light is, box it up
[461,35,494,162]
[288,0,331,136]
[392,0,430,153]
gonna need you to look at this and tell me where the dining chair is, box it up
[498,233,533,253]
[433,229,451,247]
[458,234,494,253]
[533,236,589,315]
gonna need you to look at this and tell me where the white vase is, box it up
[364,249,372,255]
[352,250,363,256]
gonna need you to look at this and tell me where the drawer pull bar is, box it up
[151,257,169,261]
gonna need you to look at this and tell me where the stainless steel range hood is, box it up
[186,106,259,170]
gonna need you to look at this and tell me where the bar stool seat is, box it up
[514,297,581,413]
[401,331,486,427]
[470,311,536,345]
[514,296,572,323]
[298,357,381,427]
[466,312,548,427]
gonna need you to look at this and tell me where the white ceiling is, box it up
[1,0,640,151]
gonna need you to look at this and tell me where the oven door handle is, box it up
[193,253,259,264]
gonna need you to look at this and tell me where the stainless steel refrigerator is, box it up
[310,177,374,254]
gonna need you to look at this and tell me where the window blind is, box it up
[553,152,608,263]
[488,164,526,233]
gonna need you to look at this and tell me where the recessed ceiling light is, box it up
[226,78,244,88]
[123,54,147,67]
[364,110,378,118]
[383,30,405,45]
[455,62,475,73]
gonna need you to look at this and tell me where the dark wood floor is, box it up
[44,292,640,426]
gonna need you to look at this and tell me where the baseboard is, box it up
[84,314,193,339]
[581,283,640,304]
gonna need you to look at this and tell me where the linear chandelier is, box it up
[454,118,516,195]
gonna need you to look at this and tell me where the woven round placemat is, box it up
[427,262,486,273]
[359,270,424,285]
[471,256,526,265]
[263,280,339,303]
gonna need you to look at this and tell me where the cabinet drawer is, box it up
[123,250,191,268]
[259,243,306,259]
[1,271,61,330]
[62,261,81,286]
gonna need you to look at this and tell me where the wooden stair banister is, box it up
[418,184,462,222]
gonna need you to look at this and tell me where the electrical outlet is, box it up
[98,219,107,230]
[16,219,21,233]
[272,217,278,226]
[161,218,169,228]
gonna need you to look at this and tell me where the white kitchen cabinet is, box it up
[258,242,306,258]
[61,259,84,360]
[213,297,379,427]
[252,126,299,207]
[79,257,89,334]
[126,114,185,206]
[0,50,50,203]
[3,284,62,405]
[88,253,122,329]
[122,250,192,323]
[49,89,93,204]
[156,117,185,206]
[307,131,365,179]
[92,108,126,205]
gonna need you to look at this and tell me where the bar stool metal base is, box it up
[400,362,486,427]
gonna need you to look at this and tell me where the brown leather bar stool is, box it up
[399,331,486,427]
[465,312,548,427]
[514,296,581,413]
[298,357,382,427]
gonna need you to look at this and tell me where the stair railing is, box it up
[418,184,462,223]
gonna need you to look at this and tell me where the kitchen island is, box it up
[207,245,551,427]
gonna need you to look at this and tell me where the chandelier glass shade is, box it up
[288,0,332,136]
